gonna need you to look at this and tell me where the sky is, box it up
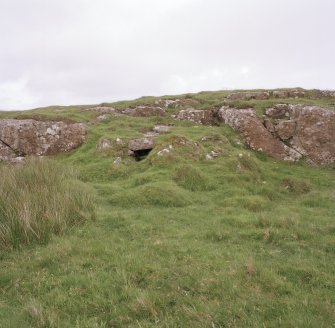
[0,0,334,110]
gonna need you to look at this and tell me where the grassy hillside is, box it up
[0,89,334,327]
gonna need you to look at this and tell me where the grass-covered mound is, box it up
[0,88,334,327]
[0,159,96,250]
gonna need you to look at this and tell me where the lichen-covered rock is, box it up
[0,140,16,161]
[265,104,290,119]
[96,114,111,121]
[154,98,200,108]
[317,90,335,98]
[128,137,155,151]
[122,106,165,117]
[0,119,86,160]
[153,124,171,134]
[275,120,296,140]
[176,108,214,125]
[218,106,302,161]
[272,90,305,98]
[87,106,119,114]
[227,91,270,100]
[96,138,113,150]
[264,104,335,165]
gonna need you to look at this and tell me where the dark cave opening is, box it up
[132,148,153,161]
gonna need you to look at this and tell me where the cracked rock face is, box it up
[265,104,335,165]
[0,119,86,161]
[217,107,302,162]
[218,104,335,165]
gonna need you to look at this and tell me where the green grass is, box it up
[0,159,96,250]
[0,88,334,327]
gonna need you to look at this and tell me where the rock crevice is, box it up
[218,104,335,165]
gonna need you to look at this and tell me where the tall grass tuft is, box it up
[0,159,96,250]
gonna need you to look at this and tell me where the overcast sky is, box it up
[0,0,334,110]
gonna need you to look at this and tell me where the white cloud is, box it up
[0,0,334,110]
[0,77,39,110]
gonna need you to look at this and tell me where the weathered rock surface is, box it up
[273,90,305,98]
[154,98,200,108]
[218,107,302,161]
[0,140,16,161]
[96,114,111,121]
[96,138,113,150]
[317,90,335,98]
[275,120,296,140]
[0,119,86,160]
[87,106,119,114]
[227,91,270,100]
[226,90,305,100]
[176,108,214,125]
[128,137,155,151]
[218,104,335,164]
[122,106,165,117]
[153,124,172,134]
[264,104,335,165]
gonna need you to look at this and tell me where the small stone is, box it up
[116,138,124,145]
[10,156,26,164]
[96,139,113,150]
[210,150,220,157]
[157,148,170,156]
[143,131,160,137]
[113,157,122,165]
[96,114,111,121]
[153,124,171,134]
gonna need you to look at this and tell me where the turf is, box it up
[0,88,334,327]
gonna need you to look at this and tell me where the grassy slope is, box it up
[0,89,334,327]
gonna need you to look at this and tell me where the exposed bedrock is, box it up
[218,104,335,165]
[0,119,86,161]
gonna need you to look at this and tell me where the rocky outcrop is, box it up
[314,90,335,98]
[218,104,335,165]
[86,106,119,114]
[154,98,200,108]
[176,108,214,125]
[227,91,270,100]
[122,106,165,117]
[0,119,86,161]
[273,90,305,98]
[226,90,305,100]
[218,107,302,161]
[264,104,335,165]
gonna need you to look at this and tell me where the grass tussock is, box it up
[0,159,96,250]
[108,182,193,207]
[282,177,311,194]
[173,164,215,191]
